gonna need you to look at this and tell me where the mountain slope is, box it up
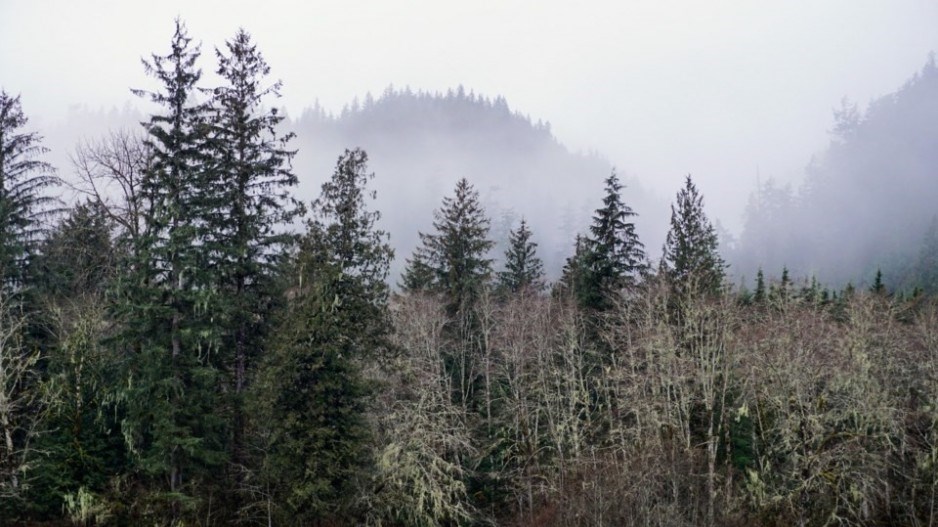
[289,87,665,280]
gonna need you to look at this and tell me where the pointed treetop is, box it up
[661,174,725,297]
[498,218,545,293]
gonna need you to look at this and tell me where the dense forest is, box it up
[2,20,938,527]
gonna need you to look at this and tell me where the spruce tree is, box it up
[497,218,545,293]
[580,170,646,310]
[206,27,302,488]
[121,19,224,521]
[401,178,494,411]
[0,90,58,292]
[409,177,494,313]
[255,148,391,521]
[660,175,725,298]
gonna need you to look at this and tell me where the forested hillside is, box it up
[734,56,938,290]
[288,86,665,279]
[2,20,938,527]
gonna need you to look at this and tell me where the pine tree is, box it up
[121,19,224,521]
[206,27,303,490]
[0,91,58,292]
[497,218,544,293]
[255,148,391,521]
[580,170,646,310]
[660,175,725,298]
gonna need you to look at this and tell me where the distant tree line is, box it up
[1,19,937,527]
[734,55,938,292]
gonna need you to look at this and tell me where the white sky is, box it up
[2,0,937,230]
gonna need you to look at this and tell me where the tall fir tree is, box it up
[497,218,545,293]
[400,178,494,411]
[254,148,392,522]
[660,175,725,298]
[404,177,494,313]
[121,19,225,521]
[0,90,58,293]
[206,27,303,491]
[579,170,646,310]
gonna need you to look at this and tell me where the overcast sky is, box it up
[2,0,937,231]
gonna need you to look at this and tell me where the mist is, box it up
[3,0,938,288]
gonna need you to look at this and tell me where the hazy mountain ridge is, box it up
[288,87,666,281]
[45,88,666,281]
[734,56,938,289]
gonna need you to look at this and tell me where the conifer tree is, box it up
[558,234,588,296]
[408,178,494,313]
[36,201,115,298]
[754,269,766,304]
[870,269,885,295]
[255,148,391,522]
[206,27,302,486]
[0,91,58,292]
[401,178,494,411]
[579,170,646,310]
[121,19,224,520]
[660,175,725,298]
[497,218,545,293]
[399,245,436,292]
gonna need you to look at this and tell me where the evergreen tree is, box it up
[754,269,766,304]
[401,178,493,413]
[0,90,58,292]
[399,245,435,292]
[121,19,224,521]
[660,175,725,298]
[409,177,494,313]
[579,170,646,310]
[36,201,116,298]
[206,27,303,490]
[870,268,886,295]
[255,148,391,521]
[558,234,588,297]
[497,218,544,293]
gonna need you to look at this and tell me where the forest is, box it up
[2,20,938,527]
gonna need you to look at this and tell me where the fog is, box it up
[2,0,938,285]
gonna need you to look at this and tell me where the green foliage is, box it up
[253,148,391,522]
[405,177,494,313]
[661,175,725,298]
[119,19,227,521]
[575,170,646,311]
[204,28,304,505]
[35,201,116,298]
[0,90,58,292]
[497,218,545,293]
